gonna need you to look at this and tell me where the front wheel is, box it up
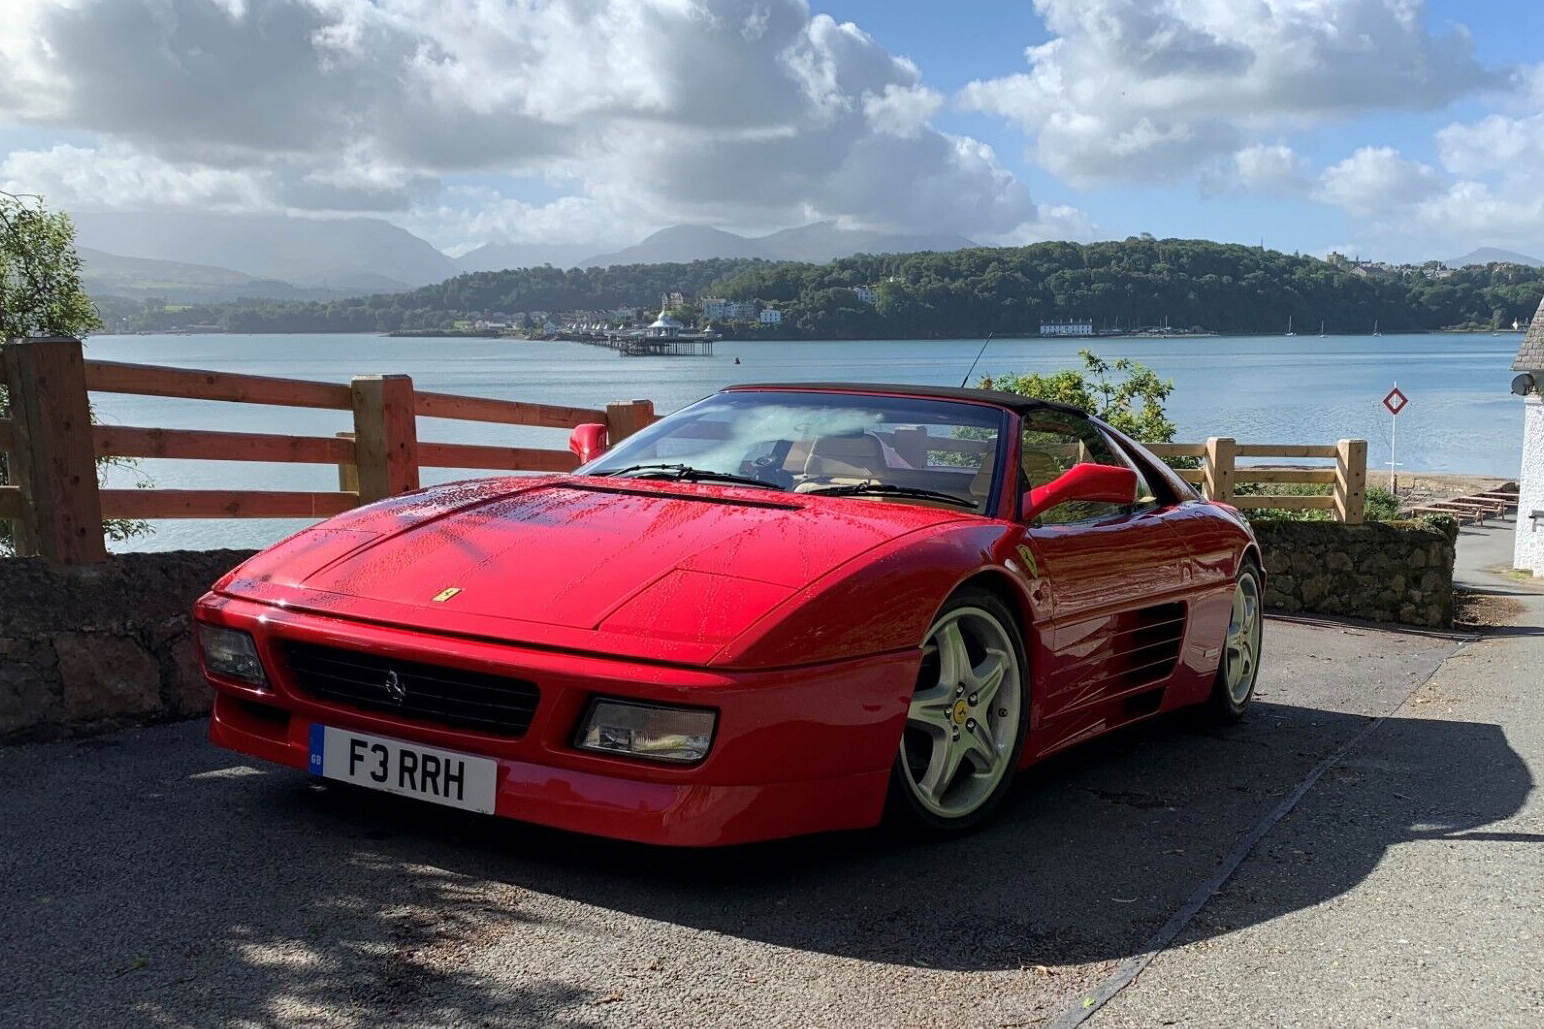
[1207,560,1264,722]
[887,589,1030,835]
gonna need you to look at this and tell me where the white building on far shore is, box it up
[1040,319,1093,336]
[1513,295,1544,577]
[759,308,782,325]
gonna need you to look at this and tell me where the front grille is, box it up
[281,640,540,737]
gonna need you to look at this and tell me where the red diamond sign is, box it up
[1383,387,1408,416]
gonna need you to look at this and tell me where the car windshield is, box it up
[579,390,1007,514]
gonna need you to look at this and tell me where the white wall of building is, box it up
[1516,393,1544,576]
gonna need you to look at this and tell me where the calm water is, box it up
[84,332,1526,551]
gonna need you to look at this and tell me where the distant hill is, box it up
[579,221,976,268]
[70,211,458,287]
[454,241,598,273]
[754,222,977,264]
[103,237,1544,338]
[78,247,403,303]
[1446,247,1542,268]
[580,225,771,267]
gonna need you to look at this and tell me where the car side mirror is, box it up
[1020,463,1138,522]
[569,423,609,464]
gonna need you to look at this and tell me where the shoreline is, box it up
[104,328,1527,342]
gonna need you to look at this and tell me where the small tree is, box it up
[1,190,148,553]
[984,350,1179,444]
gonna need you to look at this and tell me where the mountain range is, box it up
[70,208,1538,305]
[577,222,976,267]
[71,212,979,302]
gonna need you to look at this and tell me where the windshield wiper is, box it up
[802,481,977,509]
[597,463,781,490]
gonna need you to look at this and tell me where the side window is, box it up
[1021,412,1129,524]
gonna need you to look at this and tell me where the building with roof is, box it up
[701,298,756,321]
[759,308,782,325]
[1514,295,1544,576]
[1040,319,1093,337]
[648,311,684,338]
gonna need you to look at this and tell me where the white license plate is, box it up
[308,725,498,814]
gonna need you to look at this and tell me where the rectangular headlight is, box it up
[576,699,715,764]
[197,623,268,687]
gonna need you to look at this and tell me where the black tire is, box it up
[886,587,1031,837]
[1206,559,1264,723]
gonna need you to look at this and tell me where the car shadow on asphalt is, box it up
[6,696,1530,1027]
[275,699,1531,973]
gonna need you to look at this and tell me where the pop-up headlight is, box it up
[197,623,268,687]
[576,699,715,764]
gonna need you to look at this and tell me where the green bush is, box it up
[1238,483,1399,522]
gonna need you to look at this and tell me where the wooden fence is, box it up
[1,336,653,564]
[1147,438,1368,524]
[0,335,1368,565]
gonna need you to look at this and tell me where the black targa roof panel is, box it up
[721,382,1088,417]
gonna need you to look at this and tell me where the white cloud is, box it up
[1436,113,1544,182]
[1200,143,1311,197]
[0,144,267,211]
[0,0,1038,244]
[862,84,944,138]
[961,0,1498,184]
[1316,146,1442,216]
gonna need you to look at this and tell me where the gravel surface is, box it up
[0,601,1473,1027]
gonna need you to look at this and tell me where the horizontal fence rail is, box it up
[1161,435,1367,524]
[1,336,1368,565]
[3,336,653,563]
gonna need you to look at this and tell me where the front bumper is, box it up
[199,593,917,846]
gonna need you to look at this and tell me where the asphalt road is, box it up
[1091,522,1544,1028]
[2,541,1532,1027]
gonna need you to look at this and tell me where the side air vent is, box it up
[1082,602,1188,698]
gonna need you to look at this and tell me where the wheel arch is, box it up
[1241,541,1265,584]
[945,568,1034,643]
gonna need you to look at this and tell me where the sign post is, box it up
[1383,385,1409,494]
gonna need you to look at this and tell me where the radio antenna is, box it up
[959,332,995,388]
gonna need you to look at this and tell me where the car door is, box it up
[1012,411,1193,726]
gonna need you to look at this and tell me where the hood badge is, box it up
[383,670,406,704]
[431,587,462,603]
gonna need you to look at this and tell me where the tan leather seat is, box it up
[969,454,996,500]
[803,432,889,480]
[1021,449,1066,492]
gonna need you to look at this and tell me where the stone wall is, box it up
[1252,518,1458,628]
[0,550,254,743]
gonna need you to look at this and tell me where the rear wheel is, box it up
[1207,560,1263,722]
[888,589,1029,835]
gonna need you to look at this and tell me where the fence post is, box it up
[1335,438,1368,524]
[1203,436,1236,503]
[1,336,107,564]
[351,375,419,503]
[605,399,655,445]
[335,431,359,496]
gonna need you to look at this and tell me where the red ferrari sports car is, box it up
[196,383,1263,845]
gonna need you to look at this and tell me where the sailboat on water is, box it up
[1373,319,1382,337]
[1318,320,1326,337]
[1285,315,1296,337]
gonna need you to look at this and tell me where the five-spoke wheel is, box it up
[890,589,1028,833]
[1208,561,1264,721]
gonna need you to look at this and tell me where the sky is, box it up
[2,0,1542,261]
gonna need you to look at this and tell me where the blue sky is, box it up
[3,0,1542,262]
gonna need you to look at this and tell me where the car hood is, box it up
[219,476,969,660]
